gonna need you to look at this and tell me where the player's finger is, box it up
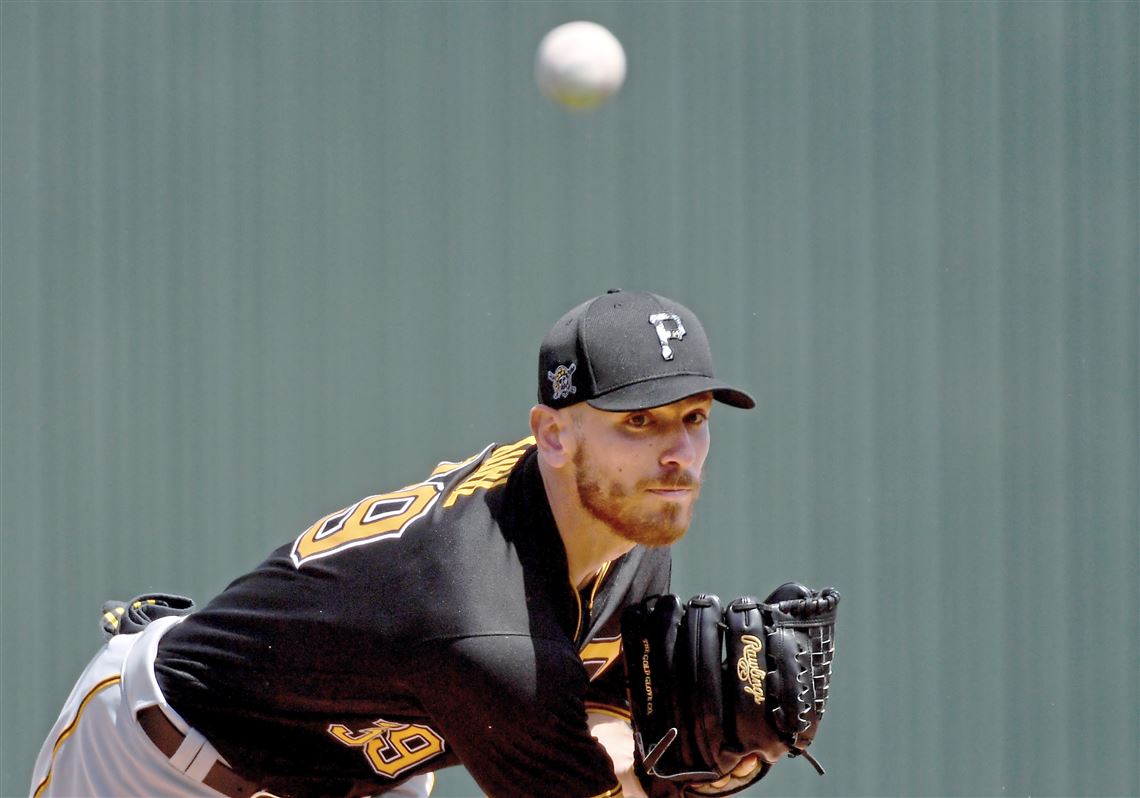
[707,755,761,789]
[732,754,761,778]
[702,756,756,788]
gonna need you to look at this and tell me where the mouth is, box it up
[645,487,695,498]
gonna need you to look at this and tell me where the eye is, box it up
[685,409,709,426]
[625,413,651,428]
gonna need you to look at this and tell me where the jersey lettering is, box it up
[328,719,446,778]
[443,437,534,507]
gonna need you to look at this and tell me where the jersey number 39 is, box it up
[289,482,442,567]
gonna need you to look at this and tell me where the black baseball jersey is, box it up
[155,437,671,798]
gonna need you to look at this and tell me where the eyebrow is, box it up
[679,394,714,409]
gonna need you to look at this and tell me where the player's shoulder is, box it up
[428,435,536,510]
[286,436,535,570]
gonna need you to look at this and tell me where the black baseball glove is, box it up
[620,583,840,797]
[100,593,196,639]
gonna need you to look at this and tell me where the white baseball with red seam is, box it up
[535,21,626,111]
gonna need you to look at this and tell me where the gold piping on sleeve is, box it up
[33,675,122,798]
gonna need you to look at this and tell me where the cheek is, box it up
[695,432,712,469]
[609,453,641,481]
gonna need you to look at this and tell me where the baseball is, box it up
[534,21,626,111]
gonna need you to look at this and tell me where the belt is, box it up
[137,705,274,798]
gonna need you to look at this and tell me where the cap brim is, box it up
[587,374,756,411]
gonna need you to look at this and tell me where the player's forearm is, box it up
[588,710,648,798]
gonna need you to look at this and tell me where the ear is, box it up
[529,404,574,468]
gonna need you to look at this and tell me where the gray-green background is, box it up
[2,2,1136,796]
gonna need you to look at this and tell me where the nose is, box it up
[660,426,698,470]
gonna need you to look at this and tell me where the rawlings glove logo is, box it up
[736,634,765,704]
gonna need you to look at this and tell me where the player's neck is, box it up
[537,456,636,589]
[562,518,636,589]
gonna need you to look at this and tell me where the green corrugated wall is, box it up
[2,2,1136,796]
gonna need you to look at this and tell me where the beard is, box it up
[573,445,700,547]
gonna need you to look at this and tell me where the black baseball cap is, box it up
[538,289,755,411]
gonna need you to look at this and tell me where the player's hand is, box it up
[706,756,761,791]
[587,711,647,797]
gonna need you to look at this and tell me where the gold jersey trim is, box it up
[584,702,632,723]
[577,563,620,679]
[587,562,611,616]
[33,674,122,798]
[579,635,622,682]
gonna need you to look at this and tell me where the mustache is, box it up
[641,470,701,490]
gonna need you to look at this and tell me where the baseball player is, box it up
[31,290,761,798]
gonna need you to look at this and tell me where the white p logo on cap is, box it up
[648,313,686,361]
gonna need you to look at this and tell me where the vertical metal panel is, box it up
[2,3,1135,796]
